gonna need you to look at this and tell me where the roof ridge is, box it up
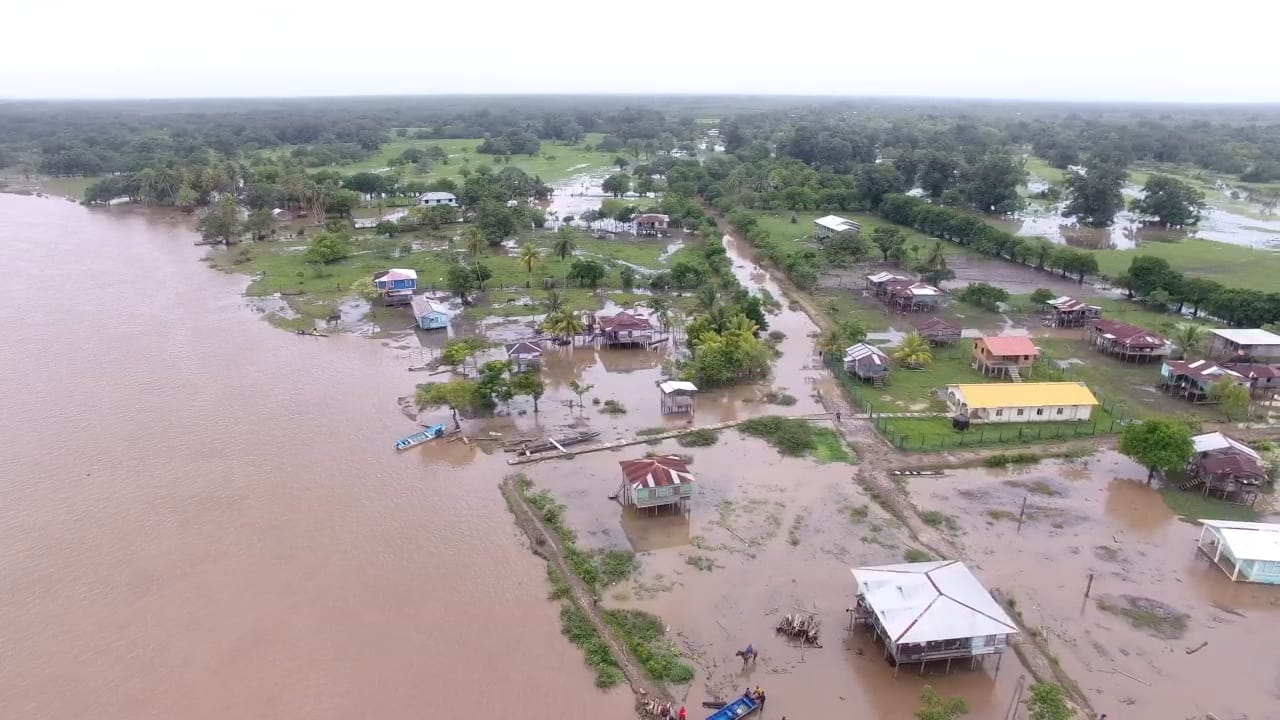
[927,565,1017,632]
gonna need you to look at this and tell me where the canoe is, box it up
[512,431,601,456]
[705,695,758,720]
[395,423,447,450]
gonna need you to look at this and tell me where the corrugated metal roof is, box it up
[1046,296,1101,312]
[418,191,457,201]
[410,296,448,318]
[598,311,653,331]
[850,561,1018,644]
[977,336,1039,357]
[658,380,698,394]
[375,268,418,282]
[504,341,543,357]
[1163,359,1246,385]
[949,382,1098,409]
[1198,453,1266,479]
[1192,432,1260,459]
[815,214,861,232]
[866,271,907,283]
[1210,328,1280,346]
[1201,520,1280,563]
[843,343,889,362]
[619,455,695,489]
[1091,319,1168,349]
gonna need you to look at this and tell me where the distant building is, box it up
[1159,359,1247,403]
[1224,362,1280,397]
[885,281,942,314]
[911,316,962,346]
[1197,520,1280,584]
[1044,296,1102,328]
[617,455,695,515]
[352,218,380,230]
[410,296,449,330]
[971,336,1040,380]
[373,268,418,307]
[418,191,459,207]
[1087,319,1170,363]
[814,214,862,240]
[1208,328,1280,363]
[850,561,1018,675]
[634,213,670,236]
[843,343,892,385]
[946,382,1098,423]
[866,271,910,296]
[657,380,698,415]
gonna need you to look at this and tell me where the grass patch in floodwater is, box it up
[602,609,696,684]
[983,452,1041,467]
[519,480,636,591]
[1159,486,1259,522]
[738,416,853,463]
[1004,479,1063,497]
[1095,595,1189,640]
[677,429,719,447]
[685,554,720,572]
[987,509,1019,522]
[599,399,627,415]
[560,604,625,687]
[636,427,668,437]
[844,503,870,523]
[921,510,959,532]
[761,390,797,406]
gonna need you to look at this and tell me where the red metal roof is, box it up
[619,455,695,489]
[1090,319,1168,349]
[1164,359,1246,386]
[634,213,669,224]
[912,316,959,332]
[1225,362,1280,379]
[977,336,1039,357]
[1198,453,1266,479]
[599,311,653,332]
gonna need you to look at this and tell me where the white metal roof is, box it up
[843,342,889,362]
[410,296,448,317]
[904,283,941,296]
[1191,432,1260,459]
[1209,328,1280,346]
[418,191,457,201]
[866,271,907,283]
[814,214,861,232]
[1201,520,1280,562]
[850,561,1018,644]
[658,380,698,394]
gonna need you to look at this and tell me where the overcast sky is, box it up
[4,0,1278,102]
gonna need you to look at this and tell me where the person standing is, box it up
[678,706,687,720]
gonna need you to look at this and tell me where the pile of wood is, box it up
[638,698,673,719]
[776,613,821,646]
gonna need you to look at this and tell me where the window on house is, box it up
[1036,408,1045,416]
[995,409,1003,417]
[1016,409,1025,416]
[1056,407,1064,415]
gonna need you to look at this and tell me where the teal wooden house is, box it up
[411,296,449,330]
[1198,520,1280,584]
[616,455,694,515]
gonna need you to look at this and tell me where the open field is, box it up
[270,133,620,183]
[1093,238,1280,291]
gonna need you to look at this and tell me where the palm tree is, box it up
[544,289,564,315]
[551,227,577,285]
[725,314,759,337]
[464,227,486,260]
[648,297,671,334]
[518,244,541,288]
[816,328,845,360]
[893,333,934,368]
[1170,322,1207,360]
[542,310,583,344]
[923,241,948,271]
[696,284,720,312]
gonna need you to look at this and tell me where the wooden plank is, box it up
[549,438,567,453]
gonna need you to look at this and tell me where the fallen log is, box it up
[1185,641,1208,655]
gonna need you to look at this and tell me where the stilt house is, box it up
[617,455,695,515]
[843,343,892,386]
[504,341,543,370]
[597,311,654,348]
[1044,296,1101,328]
[1087,319,1169,363]
[911,316,962,346]
[1159,359,1247,403]
[971,336,1039,380]
[850,561,1018,675]
[373,268,418,306]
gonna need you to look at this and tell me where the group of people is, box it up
[744,685,766,707]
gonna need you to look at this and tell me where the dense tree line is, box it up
[1114,256,1280,327]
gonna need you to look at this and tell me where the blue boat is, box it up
[395,423,447,450]
[705,694,759,720]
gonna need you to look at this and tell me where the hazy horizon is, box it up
[5,0,1278,102]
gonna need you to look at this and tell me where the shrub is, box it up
[983,452,1040,467]
[600,399,627,415]
[738,416,818,456]
[677,429,719,447]
[904,548,933,563]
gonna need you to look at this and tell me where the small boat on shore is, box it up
[705,694,759,720]
[509,430,601,456]
[395,423,447,450]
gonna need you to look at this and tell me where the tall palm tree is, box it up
[817,328,845,360]
[1170,322,1207,360]
[725,314,759,337]
[648,297,671,334]
[464,227,486,260]
[544,290,564,315]
[696,284,720,312]
[551,227,577,285]
[923,241,948,271]
[893,333,934,369]
[542,310,583,344]
[518,244,541,288]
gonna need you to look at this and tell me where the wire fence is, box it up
[824,355,1127,451]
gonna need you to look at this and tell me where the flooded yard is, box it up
[910,452,1280,719]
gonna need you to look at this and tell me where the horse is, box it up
[735,645,758,666]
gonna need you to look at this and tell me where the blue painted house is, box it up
[1198,520,1280,584]
[373,268,417,306]
[411,296,450,330]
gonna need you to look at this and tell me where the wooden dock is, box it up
[505,412,833,465]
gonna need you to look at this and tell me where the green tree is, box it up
[1119,418,1194,482]
[914,686,968,720]
[918,151,962,199]
[893,332,934,368]
[1132,174,1206,227]
[243,208,277,241]
[1029,288,1056,306]
[415,379,480,428]
[477,203,516,244]
[303,233,352,264]
[568,379,594,413]
[613,156,629,171]
[1210,378,1251,421]
[197,196,242,245]
[350,277,379,302]
[601,174,631,197]
[542,310,584,344]
[327,189,361,218]
[648,297,671,334]
[1027,683,1075,720]
[1064,161,1127,227]
[568,259,606,288]
[871,225,907,262]
[374,220,398,237]
[464,226,486,259]
[544,289,564,314]
[441,337,490,366]
[960,151,1025,213]
[509,371,546,413]
[518,244,541,287]
[174,184,198,212]
[957,282,1009,311]
[446,262,477,302]
[619,265,636,290]
[1169,322,1207,359]
[551,227,577,284]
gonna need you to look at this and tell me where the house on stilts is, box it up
[971,336,1039,381]
[1182,431,1269,506]
[1087,319,1170,363]
[595,311,655,348]
[911,316,962,346]
[850,560,1018,675]
[1158,359,1247,403]
[1044,296,1101,328]
[504,341,544,371]
[843,343,892,386]
[616,455,695,515]
[657,380,698,415]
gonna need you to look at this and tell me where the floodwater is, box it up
[0,193,632,720]
[911,452,1280,720]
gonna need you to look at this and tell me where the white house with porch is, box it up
[814,214,862,239]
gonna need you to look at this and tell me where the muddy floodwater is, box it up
[912,452,1280,720]
[0,193,632,719]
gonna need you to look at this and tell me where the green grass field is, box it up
[1093,239,1280,292]
[273,133,620,184]
[749,210,942,263]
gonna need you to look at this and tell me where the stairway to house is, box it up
[1179,476,1204,491]
[1007,367,1022,383]
[873,376,885,388]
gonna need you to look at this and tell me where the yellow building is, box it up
[946,382,1098,423]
